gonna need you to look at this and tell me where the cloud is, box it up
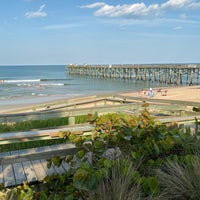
[80,2,106,9]
[81,0,200,19]
[161,0,200,9]
[25,4,47,18]
[83,2,160,18]
[173,26,183,30]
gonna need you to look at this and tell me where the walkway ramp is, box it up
[0,123,94,187]
[0,143,77,187]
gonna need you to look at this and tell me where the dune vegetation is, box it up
[1,104,200,200]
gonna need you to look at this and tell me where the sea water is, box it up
[0,65,163,108]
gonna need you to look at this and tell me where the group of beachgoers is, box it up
[138,88,168,97]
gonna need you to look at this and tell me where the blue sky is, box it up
[0,0,200,65]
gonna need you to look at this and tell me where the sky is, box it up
[0,0,200,65]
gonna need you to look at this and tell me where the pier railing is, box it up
[67,64,200,85]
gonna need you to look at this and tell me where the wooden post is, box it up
[136,68,139,81]
[174,68,178,85]
[143,68,146,81]
[190,69,193,85]
[152,68,155,82]
[68,116,75,125]
[168,68,172,84]
[179,69,183,85]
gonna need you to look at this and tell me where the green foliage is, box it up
[73,162,98,191]
[75,113,98,124]
[0,138,66,152]
[0,183,34,200]
[1,104,200,199]
[0,114,91,133]
[157,157,200,200]
[0,117,68,133]
[193,106,200,112]
[0,114,92,152]
[44,106,200,198]
[87,159,142,200]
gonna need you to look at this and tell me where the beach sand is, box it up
[1,85,200,114]
[122,85,200,102]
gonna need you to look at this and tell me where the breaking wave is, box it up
[2,79,41,83]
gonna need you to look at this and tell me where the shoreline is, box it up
[1,85,200,114]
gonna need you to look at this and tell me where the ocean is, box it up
[0,65,163,109]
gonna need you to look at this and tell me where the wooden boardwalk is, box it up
[0,143,76,187]
[0,124,95,187]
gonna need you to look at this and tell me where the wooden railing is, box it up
[1,95,198,124]
[0,123,95,187]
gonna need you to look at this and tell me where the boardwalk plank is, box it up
[0,144,77,186]
[13,163,27,185]
[0,165,3,185]
[52,144,70,171]
[50,145,69,174]
[38,147,58,176]
[1,152,15,187]
[3,164,15,187]
[0,151,3,185]
[1,144,77,165]
[40,159,57,176]
[61,161,70,172]
[10,149,27,185]
[40,145,70,173]
[31,160,47,182]
[53,164,66,174]
[22,161,37,183]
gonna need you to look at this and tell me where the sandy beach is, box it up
[1,85,200,114]
[122,85,200,102]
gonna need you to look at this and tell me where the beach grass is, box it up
[0,115,91,133]
[0,114,91,152]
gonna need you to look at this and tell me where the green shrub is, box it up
[157,157,200,200]
[0,117,68,133]
[87,159,142,200]
[1,105,200,199]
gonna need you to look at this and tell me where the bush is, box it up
[1,105,200,199]
[157,157,200,200]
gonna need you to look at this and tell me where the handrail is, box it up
[0,123,95,143]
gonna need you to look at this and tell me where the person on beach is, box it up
[147,88,154,97]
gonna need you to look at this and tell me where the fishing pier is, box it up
[68,64,200,85]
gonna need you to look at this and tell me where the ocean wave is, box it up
[40,78,73,81]
[3,79,41,83]
[40,83,65,86]
[17,84,35,87]
[16,83,66,87]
